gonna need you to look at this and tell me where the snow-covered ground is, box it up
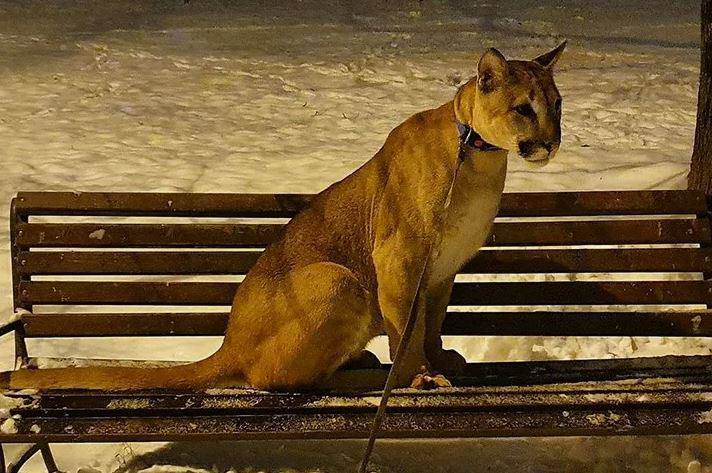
[0,0,710,471]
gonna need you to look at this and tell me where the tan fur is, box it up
[1,42,566,391]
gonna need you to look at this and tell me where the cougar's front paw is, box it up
[431,348,467,374]
[410,366,453,390]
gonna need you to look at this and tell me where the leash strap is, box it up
[358,114,500,471]
[357,238,433,473]
[357,134,467,473]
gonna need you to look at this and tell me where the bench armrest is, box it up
[0,318,22,337]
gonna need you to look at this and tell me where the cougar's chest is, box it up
[430,151,508,283]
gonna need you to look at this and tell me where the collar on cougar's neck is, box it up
[456,122,502,161]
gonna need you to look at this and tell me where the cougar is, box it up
[2,41,566,391]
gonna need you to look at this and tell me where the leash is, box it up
[356,236,433,473]
[357,119,500,473]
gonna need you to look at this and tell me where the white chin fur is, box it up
[521,148,551,167]
[523,157,550,168]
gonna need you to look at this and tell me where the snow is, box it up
[137,467,212,473]
[0,394,24,419]
[0,418,17,434]
[88,229,106,240]
[0,0,709,471]
[7,308,31,324]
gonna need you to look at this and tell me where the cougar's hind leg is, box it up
[244,262,378,390]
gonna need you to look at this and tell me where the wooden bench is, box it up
[3,189,712,472]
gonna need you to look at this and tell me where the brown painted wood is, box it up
[7,190,712,445]
[17,248,712,275]
[18,280,712,306]
[20,310,712,337]
[18,251,264,275]
[15,218,710,248]
[461,354,712,383]
[15,223,285,248]
[3,399,712,443]
[14,385,712,419]
[17,366,712,412]
[13,385,712,418]
[16,391,712,416]
[10,198,30,312]
[488,218,710,246]
[14,192,313,218]
[14,354,712,388]
[2,356,712,443]
[465,248,712,273]
[22,312,229,337]
[19,281,238,305]
[14,190,707,217]
[449,281,712,306]
[500,190,707,217]
[441,310,712,336]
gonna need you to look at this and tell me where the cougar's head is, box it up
[455,41,566,165]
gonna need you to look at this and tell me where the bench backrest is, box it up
[10,190,712,340]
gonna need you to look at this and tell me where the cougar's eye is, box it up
[514,103,535,117]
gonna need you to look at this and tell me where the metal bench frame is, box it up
[3,189,712,472]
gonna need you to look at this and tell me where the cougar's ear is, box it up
[534,40,567,69]
[477,48,508,93]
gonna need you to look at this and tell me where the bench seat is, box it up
[4,355,712,443]
[2,189,712,470]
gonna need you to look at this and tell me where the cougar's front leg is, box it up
[424,276,467,374]
[372,236,431,388]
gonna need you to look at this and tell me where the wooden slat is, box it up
[23,312,229,337]
[18,248,712,275]
[450,281,712,306]
[441,311,712,336]
[18,251,263,275]
[457,354,712,385]
[14,190,707,217]
[4,356,712,442]
[14,355,712,387]
[15,218,710,248]
[18,280,712,306]
[15,223,285,248]
[498,190,707,217]
[17,251,259,275]
[14,192,313,218]
[488,219,710,246]
[465,248,712,273]
[13,362,712,410]
[19,281,237,305]
[20,310,712,337]
[3,407,712,442]
[12,383,712,418]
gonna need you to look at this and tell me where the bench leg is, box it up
[13,329,29,369]
[7,444,41,473]
[2,443,59,473]
[39,444,58,473]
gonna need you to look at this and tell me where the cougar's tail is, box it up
[0,350,237,391]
